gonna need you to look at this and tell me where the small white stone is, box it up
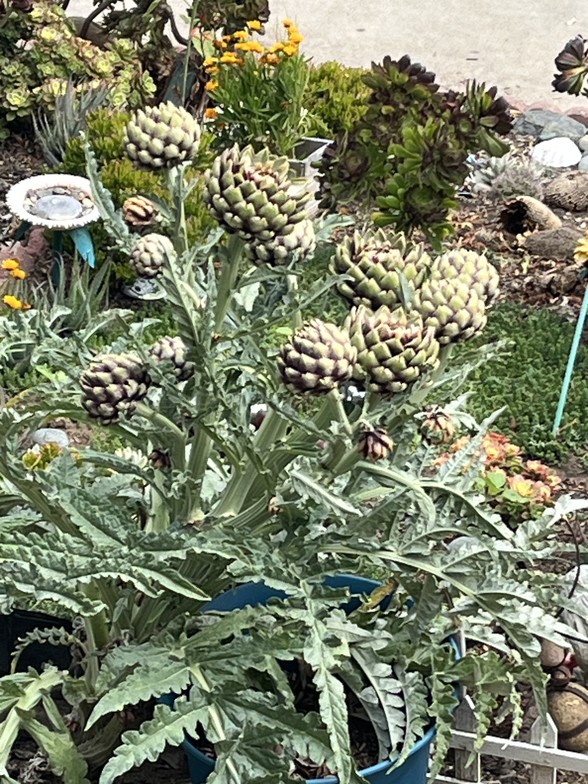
[579,154,588,173]
[31,428,70,448]
[531,137,582,168]
[579,134,588,152]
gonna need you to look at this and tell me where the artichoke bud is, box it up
[278,319,356,395]
[149,336,195,382]
[419,406,456,445]
[149,448,171,470]
[122,195,158,229]
[415,278,487,345]
[358,427,394,461]
[430,249,499,306]
[125,101,201,170]
[348,306,440,395]
[80,353,151,425]
[129,233,176,278]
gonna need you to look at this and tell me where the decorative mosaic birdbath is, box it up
[6,174,100,270]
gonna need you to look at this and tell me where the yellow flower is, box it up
[220,52,240,63]
[282,43,298,56]
[575,235,588,263]
[247,20,262,31]
[11,268,27,279]
[1,259,19,271]
[213,39,228,49]
[268,42,284,53]
[203,56,219,68]
[282,18,294,27]
[207,66,219,76]
[232,30,248,41]
[204,107,218,120]
[288,31,303,44]
[205,80,219,91]
[261,53,279,65]
[234,40,265,53]
[3,294,24,309]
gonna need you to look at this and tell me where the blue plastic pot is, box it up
[162,576,445,784]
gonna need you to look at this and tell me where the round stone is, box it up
[579,134,588,153]
[33,194,84,220]
[531,137,582,168]
[31,428,70,448]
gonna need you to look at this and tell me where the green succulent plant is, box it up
[304,61,370,138]
[0,0,155,137]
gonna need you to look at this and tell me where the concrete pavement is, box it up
[67,0,588,109]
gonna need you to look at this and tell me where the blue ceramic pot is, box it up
[161,575,445,784]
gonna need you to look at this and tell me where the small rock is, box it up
[567,109,588,128]
[579,154,588,173]
[522,227,583,261]
[31,428,70,448]
[544,171,588,211]
[514,109,585,140]
[579,135,588,152]
[531,137,582,168]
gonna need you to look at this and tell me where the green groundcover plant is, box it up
[0,104,585,784]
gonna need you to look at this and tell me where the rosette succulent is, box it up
[334,229,431,310]
[244,219,316,265]
[415,277,487,345]
[149,336,195,382]
[553,36,588,95]
[203,145,309,242]
[129,233,176,278]
[122,195,158,229]
[278,320,356,395]
[80,353,150,424]
[348,305,439,394]
[430,249,499,305]
[124,102,201,169]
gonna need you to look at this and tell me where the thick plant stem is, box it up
[214,234,243,331]
[183,422,214,523]
[214,408,289,517]
[135,403,186,472]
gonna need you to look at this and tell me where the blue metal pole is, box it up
[552,284,588,435]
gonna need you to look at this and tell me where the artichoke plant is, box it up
[149,336,195,382]
[358,427,394,461]
[277,320,356,395]
[334,229,431,310]
[244,219,316,266]
[203,145,310,242]
[80,353,151,424]
[430,249,499,305]
[415,276,487,345]
[129,233,176,278]
[122,195,158,229]
[348,305,440,394]
[124,101,201,169]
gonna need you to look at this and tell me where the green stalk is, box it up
[287,274,303,331]
[135,403,186,472]
[213,408,289,517]
[214,234,243,331]
[167,166,188,257]
[182,422,213,523]
[180,1,200,105]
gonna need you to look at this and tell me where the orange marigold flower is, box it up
[204,107,218,120]
[205,80,219,91]
[1,259,19,271]
[246,20,262,31]
[11,268,27,279]
[3,294,24,309]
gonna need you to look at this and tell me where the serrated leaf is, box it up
[288,468,361,517]
[17,711,89,784]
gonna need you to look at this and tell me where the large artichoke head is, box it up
[430,249,499,306]
[203,145,310,242]
[414,276,487,345]
[334,229,431,310]
[129,233,176,279]
[125,102,201,169]
[244,218,316,266]
[80,353,150,425]
[348,305,440,394]
[149,336,195,382]
[278,319,356,395]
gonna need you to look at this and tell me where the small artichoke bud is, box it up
[149,336,195,382]
[80,353,151,425]
[419,406,456,445]
[129,233,176,279]
[122,195,158,229]
[149,448,171,470]
[358,427,394,461]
